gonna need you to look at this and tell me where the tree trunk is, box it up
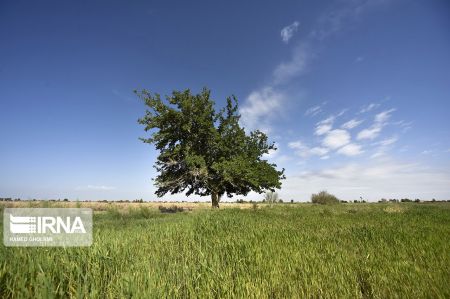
[211,192,220,208]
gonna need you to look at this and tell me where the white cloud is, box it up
[241,0,392,145]
[357,126,382,140]
[370,151,385,159]
[393,120,413,133]
[288,141,303,150]
[288,141,329,158]
[337,143,363,156]
[288,141,310,158]
[273,154,293,164]
[341,119,363,129]
[318,116,335,125]
[273,43,310,84]
[315,124,332,136]
[377,136,398,147]
[241,43,310,132]
[360,103,380,113]
[375,108,396,123]
[371,136,398,159]
[314,115,335,135]
[317,163,361,180]
[280,21,299,43]
[239,87,284,132]
[305,101,327,117]
[310,147,330,156]
[322,129,351,149]
[337,109,348,117]
[242,0,388,136]
[305,105,322,116]
[357,108,395,140]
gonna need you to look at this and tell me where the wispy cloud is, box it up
[281,21,300,43]
[360,103,380,113]
[305,101,327,117]
[305,106,321,116]
[375,108,396,123]
[310,0,390,41]
[357,126,382,140]
[273,43,310,85]
[241,0,389,136]
[314,116,335,136]
[288,141,329,158]
[357,108,395,140]
[313,113,364,156]
[341,118,363,129]
[392,120,413,133]
[371,136,398,159]
[239,87,284,132]
[240,43,311,132]
[376,136,398,147]
[291,104,404,163]
[322,129,351,149]
[291,113,364,158]
[337,143,364,156]
[337,109,348,117]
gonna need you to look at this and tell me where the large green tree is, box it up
[137,88,285,208]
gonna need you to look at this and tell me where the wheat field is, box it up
[1,202,449,298]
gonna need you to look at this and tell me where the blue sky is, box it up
[1,0,449,201]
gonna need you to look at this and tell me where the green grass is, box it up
[1,203,449,298]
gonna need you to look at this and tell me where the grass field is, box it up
[1,202,449,298]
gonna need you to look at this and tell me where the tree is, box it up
[264,191,279,206]
[137,88,285,208]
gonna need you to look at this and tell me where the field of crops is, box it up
[1,202,449,298]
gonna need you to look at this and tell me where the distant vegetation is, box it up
[311,190,340,205]
[158,205,189,213]
[1,197,450,203]
[263,191,281,204]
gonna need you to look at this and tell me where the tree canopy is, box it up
[137,88,285,208]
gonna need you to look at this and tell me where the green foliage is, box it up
[311,190,340,205]
[158,205,186,213]
[137,88,285,207]
[1,203,449,297]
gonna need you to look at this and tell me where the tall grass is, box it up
[0,203,449,298]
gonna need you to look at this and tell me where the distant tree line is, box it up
[1,197,448,203]
[0,198,20,201]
